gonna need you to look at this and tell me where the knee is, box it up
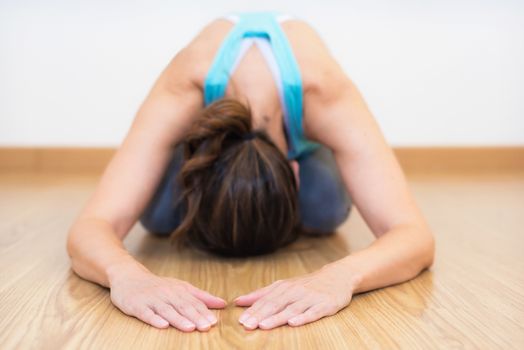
[297,146,353,234]
[139,200,185,236]
[300,197,352,234]
[139,211,174,236]
[139,145,186,236]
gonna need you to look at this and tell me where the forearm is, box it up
[66,218,150,288]
[329,224,435,294]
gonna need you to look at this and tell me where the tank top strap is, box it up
[204,11,320,160]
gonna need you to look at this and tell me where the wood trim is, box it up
[393,147,524,175]
[0,147,523,174]
[0,147,116,173]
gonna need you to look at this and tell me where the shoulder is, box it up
[281,19,349,92]
[280,19,353,139]
[159,19,236,93]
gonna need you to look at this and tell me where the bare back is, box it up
[185,18,350,144]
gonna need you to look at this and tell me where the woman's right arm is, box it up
[66,46,201,286]
[66,47,226,331]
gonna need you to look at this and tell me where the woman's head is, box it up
[170,98,302,257]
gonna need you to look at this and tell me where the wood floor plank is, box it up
[0,171,523,349]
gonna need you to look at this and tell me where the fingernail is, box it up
[199,321,211,329]
[245,316,257,328]
[239,313,249,323]
[183,321,195,328]
[206,314,217,324]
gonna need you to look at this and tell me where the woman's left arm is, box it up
[234,74,435,330]
[309,75,436,293]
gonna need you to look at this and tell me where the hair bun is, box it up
[184,98,253,156]
[179,98,254,188]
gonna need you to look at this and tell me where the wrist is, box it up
[106,256,150,287]
[321,259,363,295]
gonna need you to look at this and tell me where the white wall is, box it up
[1,0,523,147]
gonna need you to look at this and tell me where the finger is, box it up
[151,302,196,332]
[185,294,218,325]
[238,284,283,323]
[239,287,292,329]
[241,299,289,330]
[184,283,227,309]
[171,299,213,332]
[258,299,313,330]
[234,280,284,306]
[287,302,333,327]
[238,281,293,324]
[134,306,170,329]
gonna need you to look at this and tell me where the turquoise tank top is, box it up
[203,11,320,160]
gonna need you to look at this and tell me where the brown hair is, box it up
[169,98,302,257]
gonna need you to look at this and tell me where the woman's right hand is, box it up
[108,265,227,332]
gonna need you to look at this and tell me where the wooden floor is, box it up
[1,170,523,349]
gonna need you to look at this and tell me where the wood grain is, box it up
[0,171,523,349]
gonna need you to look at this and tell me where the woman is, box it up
[66,11,435,333]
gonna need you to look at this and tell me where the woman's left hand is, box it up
[234,263,360,330]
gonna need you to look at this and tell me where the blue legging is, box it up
[139,143,352,235]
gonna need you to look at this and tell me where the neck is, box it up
[231,94,289,157]
[252,110,288,157]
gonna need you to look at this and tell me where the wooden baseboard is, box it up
[393,147,524,175]
[0,147,116,173]
[0,147,523,175]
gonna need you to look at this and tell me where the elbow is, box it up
[417,227,436,272]
[66,227,85,279]
[66,225,76,258]
[426,233,436,268]
[66,230,74,258]
[66,222,81,265]
[403,225,435,280]
[403,233,435,283]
